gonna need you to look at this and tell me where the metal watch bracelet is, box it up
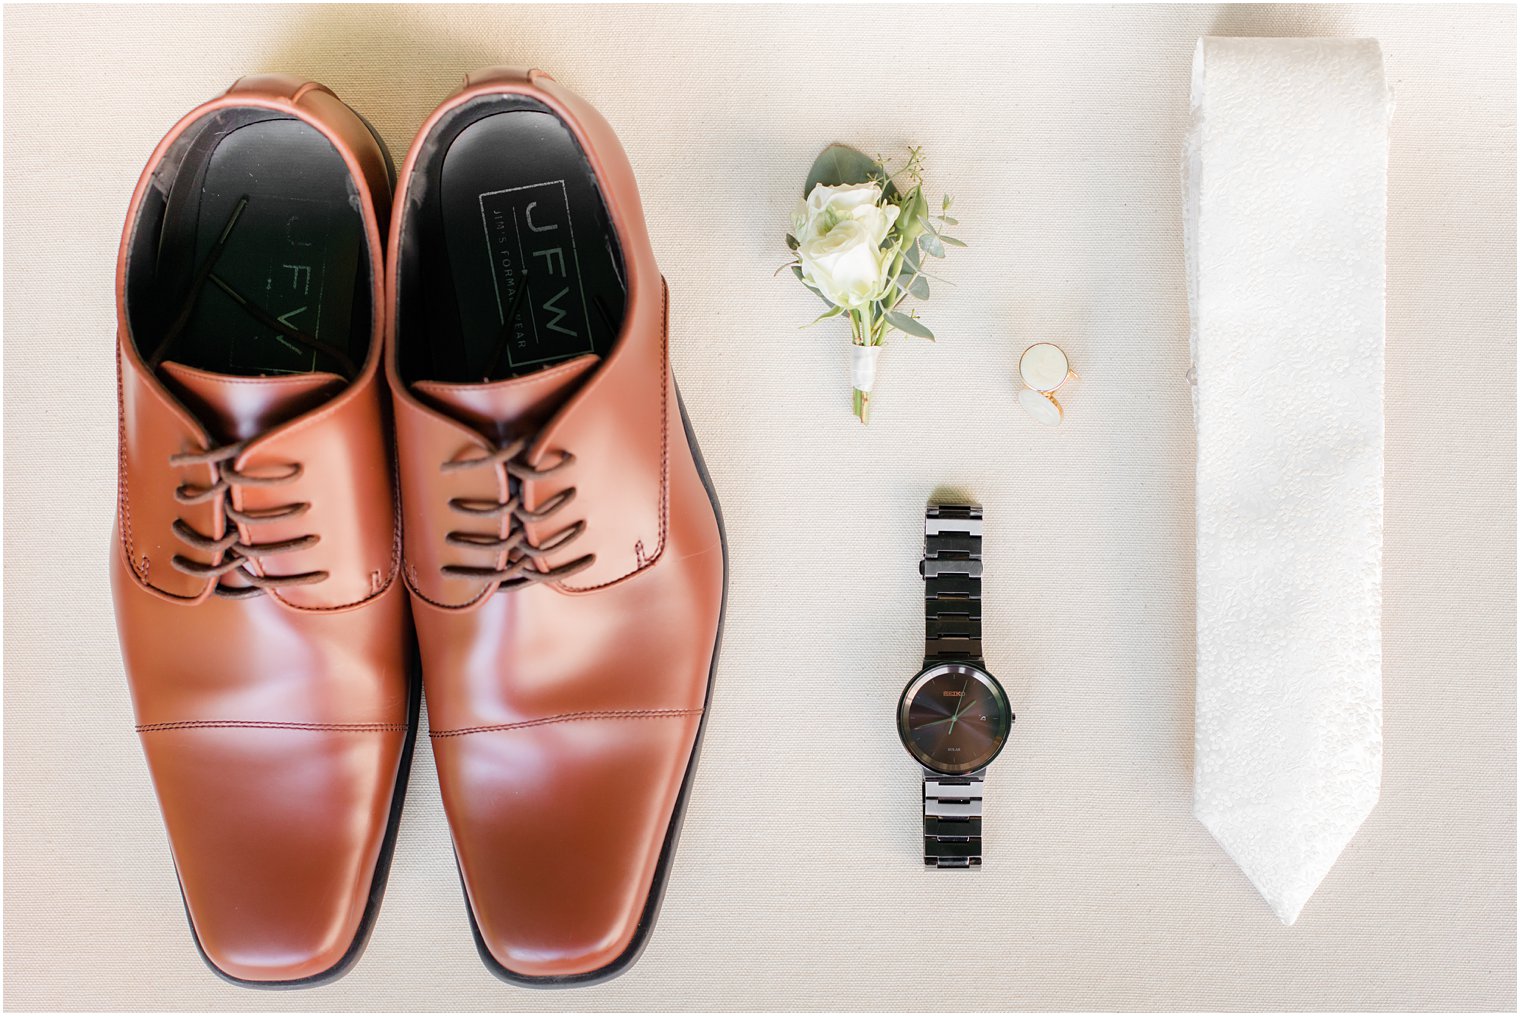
[923,775,985,868]
[921,502,985,867]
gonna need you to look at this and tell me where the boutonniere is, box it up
[784,145,963,423]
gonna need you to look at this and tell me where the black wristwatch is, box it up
[895,500,1014,868]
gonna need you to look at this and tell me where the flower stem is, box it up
[853,387,871,423]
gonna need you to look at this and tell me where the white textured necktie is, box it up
[1186,37,1391,925]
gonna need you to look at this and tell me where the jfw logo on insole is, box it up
[231,198,333,375]
[480,181,595,370]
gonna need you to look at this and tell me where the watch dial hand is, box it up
[946,678,971,736]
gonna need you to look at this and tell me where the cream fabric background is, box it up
[3,3,1514,1011]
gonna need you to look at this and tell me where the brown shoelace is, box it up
[148,195,356,600]
[441,438,595,588]
[169,442,327,599]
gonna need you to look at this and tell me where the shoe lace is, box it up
[169,442,328,599]
[148,195,352,600]
[440,438,595,588]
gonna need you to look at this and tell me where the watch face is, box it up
[897,664,1012,774]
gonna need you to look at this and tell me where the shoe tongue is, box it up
[413,355,599,441]
[159,361,346,443]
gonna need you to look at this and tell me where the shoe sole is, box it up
[461,379,729,988]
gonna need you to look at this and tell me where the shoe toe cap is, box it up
[435,710,702,981]
[139,723,408,984]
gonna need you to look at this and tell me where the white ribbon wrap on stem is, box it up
[851,343,881,392]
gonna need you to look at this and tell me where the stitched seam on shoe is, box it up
[263,382,405,614]
[136,721,409,733]
[428,707,701,739]
[657,282,670,563]
[117,347,137,573]
[557,281,670,593]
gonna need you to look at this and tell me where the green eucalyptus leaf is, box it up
[885,310,934,339]
[940,235,967,248]
[906,275,930,299]
[939,215,960,226]
[898,240,923,276]
[921,233,945,258]
[805,304,846,326]
[786,233,800,250]
[803,144,893,199]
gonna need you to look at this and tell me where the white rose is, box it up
[793,183,900,309]
[792,183,884,242]
[791,182,895,243]
[847,201,900,247]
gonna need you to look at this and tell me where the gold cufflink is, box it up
[1018,342,1078,426]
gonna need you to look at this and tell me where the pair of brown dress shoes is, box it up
[111,67,725,987]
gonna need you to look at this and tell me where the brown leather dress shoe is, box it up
[111,76,415,987]
[386,68,726,985]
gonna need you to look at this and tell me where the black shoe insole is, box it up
[436,109,626,382]
[156,118,364,377]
